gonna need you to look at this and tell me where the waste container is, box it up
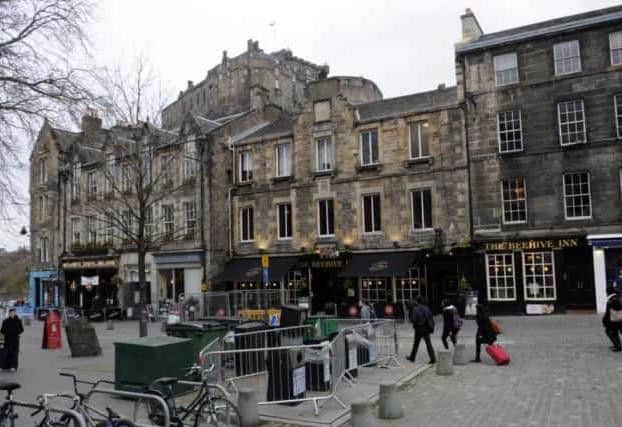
[280,305,308,327]
[234,321,278,376]
[166,321,228,359]
[304,340,331,392]
[305,316,338,340]
[114,336,193,394]
[266,347,306,402]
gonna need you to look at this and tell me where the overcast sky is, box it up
[0,0,619,251]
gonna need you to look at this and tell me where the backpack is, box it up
[452,309,463,329]
[610,294,622,322]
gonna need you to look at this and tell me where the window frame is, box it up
[71,164,81,200]
[522,251,557,301]
[485,253,517,301]
[277,203,293,240]
[610,31,622,66]
[553,40,582,76]
[315,136,333,172]
[317,199,335,237]
[39,159,47,184]
[71,218,81,245]
[497,110,523,153]
[87,216,97,244]
[87,171,98,196]
[105,153,116,192]
[360,278,388,305]
[275,142,292,178]
[615,95,622,139]
[161,204,175,239]
[408,121,430,160]
[184,201,196,237]
[239,151,253,183]
[183,142,197,180]
[359,129,379,166]
[493,52,519,86]
[500,177,528,224]
[563,172,592,220]
[557,100,587,146]
[240,206,255,242]
[361,193,382,234]
[410,189,433,231]
[39,237,49,263]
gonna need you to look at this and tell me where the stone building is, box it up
[456,6,622,314]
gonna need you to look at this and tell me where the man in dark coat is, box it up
[603,287,622,352]
[472,304,497,362]
[407,297,436,364]
[1,309,24,371]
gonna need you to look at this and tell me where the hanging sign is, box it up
[80,276,99,286]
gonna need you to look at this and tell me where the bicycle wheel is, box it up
[193,398,241,426]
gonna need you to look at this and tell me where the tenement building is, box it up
[29,5,622,317]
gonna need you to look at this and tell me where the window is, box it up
[277,203,292,239]
[501,178,527,224]
[610,31,622,65]
[409,122,429,159]
[316,137,333,172]
[121,210,133,237]
[105,154,115,192]
[396,266,427,303]
[360,278,386,305]
[240,206,254,242]
[142,150,152,183]
[104,214,114,243]
[563,172,591,219]
[87,216,96,244]
[184,142,197,180]
[558,100,586,145]
[615,95,622,138]
[39,159,47,184]
[493,52,519,86]
[71,164,81,200]
[38,195,46,221]
[497,110,523,153]
[554,41,581,75]
[160,155,174,185]
[362,194,382,233]
[523,252,556,300]
[314,100,331,122]
[486,253,516,301]
[145,207,153,240]
[161,204,174,240]
[411,190,432,230]
[184,201,196,237]
[121,165,132,193]
[239,151,253,182]
[360,129,379,166]
[39,237,49,263]
[87,172,98,196]
[275,143,292,177]
[71,218,81,244]
[318,199,334,237]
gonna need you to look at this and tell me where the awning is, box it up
[339,252,417,278]
[588,234,622,248]
[214,256,300,283]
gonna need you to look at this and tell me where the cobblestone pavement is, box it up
[381,314,622,427]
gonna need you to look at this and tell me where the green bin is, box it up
[165,321,228,359]
[115,335,193,394]
[305,316,338,339]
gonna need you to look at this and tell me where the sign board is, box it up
[80,275,99,286]
[261,255,270,268]
[63,258,118,270]
[14,305,34,319]
[269,313,280,327]
[292,366,306,396]
[483,238,579,252]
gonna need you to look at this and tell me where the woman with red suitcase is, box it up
[472,304,497,363]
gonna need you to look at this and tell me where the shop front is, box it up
[28,270,59,316]
[474,236,594,315]
[587,234,622,313]
[152,250,203,314]
[61,255,120,319]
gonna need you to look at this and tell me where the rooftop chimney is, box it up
[222,50,228,68]
[437,83,446,90]
[187,80,194,89]
[81,109,102,140]
[461,8,483,42]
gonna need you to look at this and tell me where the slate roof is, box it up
[232,116,293,145]
[457,5,622,53]
[355,86,458,123]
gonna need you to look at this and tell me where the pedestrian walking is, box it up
[360,299,373,320]
[1,308,24,371]
[472,304,497,363]
[407,297,436,364]
[441,299,462,349]
[603,286,622,352]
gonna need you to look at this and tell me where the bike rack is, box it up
[10,401,86,427]
[86,387,171,427]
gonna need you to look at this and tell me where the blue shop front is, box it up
[28,269,60,317]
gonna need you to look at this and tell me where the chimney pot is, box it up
[438,83,446,90]
[187,80,194,89]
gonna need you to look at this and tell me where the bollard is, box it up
[436,350,454,376]
[453,344,469,366]
[106,319,114,330]
[378,382,403,419]
[238,388,259,427]
[351,399,377,427]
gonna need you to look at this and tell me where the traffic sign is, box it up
[261,255,270,268]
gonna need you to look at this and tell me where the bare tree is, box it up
[0,0,94,218]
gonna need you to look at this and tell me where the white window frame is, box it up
[277,203,293,240]
[71,218,81,245]
[240,206,254,242]
[615,95,622,139]
[315,137,333,172]
[411,189,433,231]
[610,31,622,66]
[485,253,517,301]
[183,142,197,180]
[361,193,382,234]
[359,129,379,166]
[160,154,174,185]
[497,110,523,153]
[557,100,587,146]
[239,151,253,183]
[500,177,528,224]
[104,213,114,243]
[493,52,519,86]
[554,40,581,76]
[39,159,47,184]
[87,216,97,244]
[396,266,428,303]
[522,251,556,301]
[184,201,196,237]
[360,278,387,305]
[121,165,132,193]
[275,142,292,178]
[161,204,174,239]
[71,164,81,200]
[87,171,98,196]
[563,172,592,220]
[39,237,49,263]
[317,199,335,237]
[144,207,153,241]
[105,153,116,192]
[408,121,430,160]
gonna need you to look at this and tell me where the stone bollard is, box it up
[453,344,469,365]
[436,350,454,376]
[238,388,259,427]
[106,318,114,330]
[378,382,403,420]
[351,399,377,427]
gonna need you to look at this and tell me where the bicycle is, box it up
[58,372,136,427]
[145,364,241,426]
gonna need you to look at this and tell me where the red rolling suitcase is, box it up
[486,344,511,365]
